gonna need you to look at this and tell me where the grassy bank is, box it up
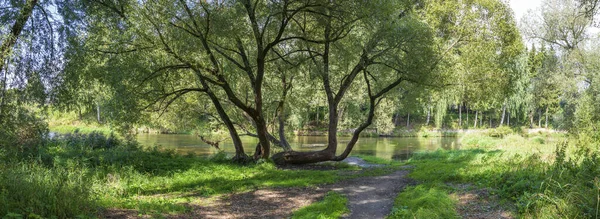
[0,132,386,218]
[390,131,599,218]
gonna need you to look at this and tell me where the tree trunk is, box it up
[500,102,506,126]
[406,113,410,128]
[545,106,549,129]
[538,110,542,128]
[459,103,462,127]
[480,113,483,127]
[272,102,339,165]
[316,107,319,126]
[474,111,478,128]
[466,106,469,125]
[204,88,248,161]
[529,110,534,128]
[426,106,431,125]
[96,102,101,123]
[0,0,38,74]
[253,117,271,159]
[507,111,510,126]
[393,113,398,126]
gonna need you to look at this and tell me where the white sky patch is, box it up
[509,0,542,22]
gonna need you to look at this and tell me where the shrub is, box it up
[487,126,513,138]
[0,107,48,158]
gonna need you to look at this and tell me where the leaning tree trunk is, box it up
[406,113,410,128]
[0,0,38,74]
[204,88,248,161]
[500,101,506,126]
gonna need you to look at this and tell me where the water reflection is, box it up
[136,134,461,160]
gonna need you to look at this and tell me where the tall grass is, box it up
[0,132,350,218]
[392,132,600,218]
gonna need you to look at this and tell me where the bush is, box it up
[0,107,48,158]
[486,126,513,138]
[61,131,120,150]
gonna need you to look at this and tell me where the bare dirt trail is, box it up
[330,168,415,219]
[103,159,416,219]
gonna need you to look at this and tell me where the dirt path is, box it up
[328,168,415,219]
[103,160,416,219]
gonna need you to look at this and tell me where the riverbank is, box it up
[3,131,592,218]
[0,132,402,218]
[50,122,566,138]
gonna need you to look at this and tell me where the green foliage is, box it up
[388,185,458,219]
[0,106,48,158]
[292,191,349,219]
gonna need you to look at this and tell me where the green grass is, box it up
[292,191,349,219]
[50,124,113,135]
[2,133,407,218]
[388,185,458,219]
[389,131,600,219]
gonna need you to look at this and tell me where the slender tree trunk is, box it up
[474,111,478,128]
[316,107,319,126]
[500,102,506,126]
[507,111,510,126]
[459,103,462,127]
[393,113,399,126]
[96,102,101,123]
[489,115,492,128]
[545,106,549,129]
[480,113,483,127]
[274,73,293,151]
[407,113,410,128]
[205,89,247,160]
[426,106,431,126]
[0,65,8,118]
[466,106,469,126]
[538,110,542,128]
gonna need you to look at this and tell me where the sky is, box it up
[509,0,542,22]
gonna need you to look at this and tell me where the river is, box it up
[136,134,461,160]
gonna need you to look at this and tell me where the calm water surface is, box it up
[136,134,461,160]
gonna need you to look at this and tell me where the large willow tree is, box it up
[70,0,442,163]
